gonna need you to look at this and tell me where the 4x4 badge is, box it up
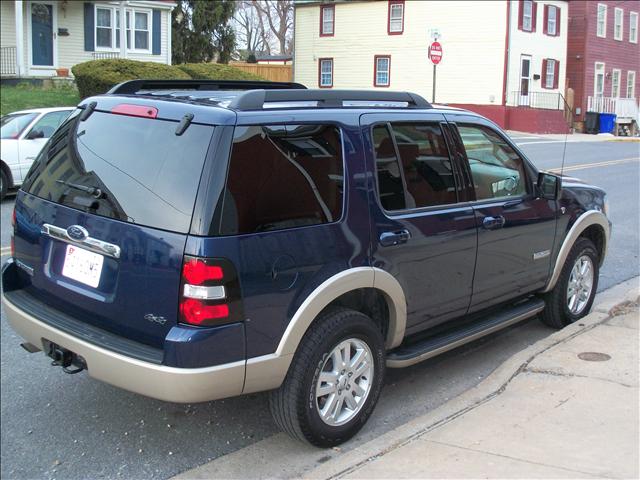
[144,314,167,325]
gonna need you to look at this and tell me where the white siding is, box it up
[1,2,17,48]
[294,1,507,105]
[506,0,568,106]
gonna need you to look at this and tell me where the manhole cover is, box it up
[578,352,611,362]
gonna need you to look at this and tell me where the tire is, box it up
[540,237,599,328]
[269,308,385,447]
[0,169,7,201]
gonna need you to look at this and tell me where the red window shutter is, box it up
[543,4,548,34]
[556,8,561,36]
[542,59,548,88]
[532,1,537,32]
[554,60,560,89]
[518,0,524,30]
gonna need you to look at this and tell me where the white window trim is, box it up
[94,4,152,54]
[630,12,638,43]
[627,71,636,98]
[547,5,557,35]
[320,59,333,87]
[614,7,624,41]
[545,59,556,89]
[594,62,605,97]
[611,68,621,97]
[375,57,390,87]
[523,0,533,31]
[597,3,607,38]
[389,3,404,33]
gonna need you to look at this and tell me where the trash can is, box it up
[598,113,617,134]
[585,111,599,134]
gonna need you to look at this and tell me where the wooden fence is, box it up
[230,63,292,82]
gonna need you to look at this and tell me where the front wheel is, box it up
[0,169,7,201]
[540,237,599,328]
[269,308,385,447]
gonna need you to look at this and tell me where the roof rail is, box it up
[228,89,432,110]
[107,79,307,95]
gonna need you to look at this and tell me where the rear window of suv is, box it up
[22,109,214,233]
[218,124,344,235]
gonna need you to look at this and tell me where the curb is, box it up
[173,277,639,480]
[308,276,640,479]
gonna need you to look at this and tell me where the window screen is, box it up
[374,122,457,211]
[456,124,528,200]
[220,124,344,235]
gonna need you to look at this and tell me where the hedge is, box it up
[72,59,190,98]
[72,59,265,99]
[175,63,264,81]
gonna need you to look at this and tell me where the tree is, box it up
[252,0,293,55]
[234,1,269,56]
[172,0,237,64]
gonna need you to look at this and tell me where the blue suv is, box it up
[2,80,610,446]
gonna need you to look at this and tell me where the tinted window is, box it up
[220,124,343,235]
[457,125,528,200]
[374,122,457,211]
[373,124,405,211]
[1,112,38,139]
[23,110,214,233]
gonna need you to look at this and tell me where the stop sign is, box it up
[428,41,443,65]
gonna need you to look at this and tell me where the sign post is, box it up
[428,41,443,103]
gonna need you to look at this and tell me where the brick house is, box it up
[294,0,572,133]
[566,1,640,132]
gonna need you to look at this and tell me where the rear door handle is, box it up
[379,229,411,247]
[482,215,506,230]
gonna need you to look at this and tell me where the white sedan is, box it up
[1,107,74,200]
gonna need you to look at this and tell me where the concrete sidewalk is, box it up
[175,278,639,480]
[507,130,640,143]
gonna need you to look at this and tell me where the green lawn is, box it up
[1,84,80,116]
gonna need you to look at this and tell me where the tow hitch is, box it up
[43,340,86,374]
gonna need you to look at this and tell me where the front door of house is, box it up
[519,55,531,106]
[31,2,54,66]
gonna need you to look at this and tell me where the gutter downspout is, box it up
[502,0,511,106]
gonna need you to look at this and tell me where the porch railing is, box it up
[92,52,120,60]
[587,96,639,120]
[1,46,17,76]
[508,90,574,129]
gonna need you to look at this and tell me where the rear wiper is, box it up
[56,180,103,198]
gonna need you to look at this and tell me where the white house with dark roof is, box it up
[0,0,175,78]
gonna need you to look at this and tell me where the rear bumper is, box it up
[2,293,245,403]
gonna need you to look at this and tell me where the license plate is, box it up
[62,245,104,288]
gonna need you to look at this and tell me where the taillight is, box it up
[178,256,242,327]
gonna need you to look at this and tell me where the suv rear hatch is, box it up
[11,99,219,351]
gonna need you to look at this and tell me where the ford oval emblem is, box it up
[67,225,89,241]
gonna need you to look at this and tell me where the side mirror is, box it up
[26,129,44,140]
[537,171,560,200]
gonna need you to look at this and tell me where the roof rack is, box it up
[108,79,307,95]
[228,89,432,110]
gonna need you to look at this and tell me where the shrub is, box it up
[176,63,265,81]
[72,59,190,98]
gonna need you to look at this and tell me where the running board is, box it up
[386,298,545,368]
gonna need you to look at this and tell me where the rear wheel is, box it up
[540,237,599,328]
[269,308,385,447]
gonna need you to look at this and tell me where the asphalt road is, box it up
[0,135,638,480]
